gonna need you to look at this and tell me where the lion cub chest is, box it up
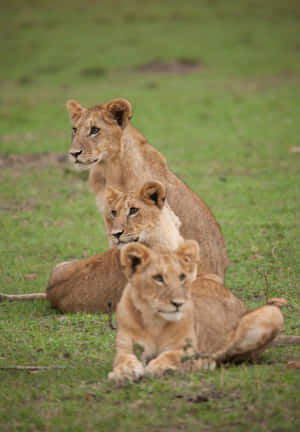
[131,313,196,365]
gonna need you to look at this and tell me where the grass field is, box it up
[0,0,300,430]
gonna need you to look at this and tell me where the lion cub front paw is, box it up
[145,358,177,377]
[108,357,144,383]
[193,357,216,371]
[181,356,217,372]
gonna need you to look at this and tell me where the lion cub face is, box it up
[66,98,132,168]
[104,182,166,249]
[121,241,199,322]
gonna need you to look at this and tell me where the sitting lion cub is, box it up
[109,241,284,382]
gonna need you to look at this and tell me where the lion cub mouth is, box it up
[74,159,98,166]
[117,237,139,249]
[158,311,184,322]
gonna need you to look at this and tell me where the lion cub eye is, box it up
[89,126,100,136]
[129,207,139,216]
[153,274,164,284]
[111,210,117,217]
[179,273,186,281]
[72,127,77,134]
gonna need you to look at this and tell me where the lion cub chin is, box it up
[158,311,183,322]
[108,240,215,383]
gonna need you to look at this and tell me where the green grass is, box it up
[0,0,300,430]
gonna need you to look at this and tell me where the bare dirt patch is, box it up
[173,381,228,404]
[231,72,300,91]
[0,131,67,143]
[0,153,68,170]
[0,199,37,212]
[80,67,107,78]
[134,58,205,75]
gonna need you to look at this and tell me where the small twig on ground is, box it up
[107,302,117,330]
[263,272,269,303]
[271,247,277,259]
[0,366,75,370]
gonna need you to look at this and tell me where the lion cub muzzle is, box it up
[69,150,82,161]
[111,230,139,248]
[69,148,98,166]
[157,298,186,322]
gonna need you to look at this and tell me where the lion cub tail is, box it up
[0,292,46,301]
[271,335,300,346]
[266,298,300,346]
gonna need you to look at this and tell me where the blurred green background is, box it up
[0,1,299,431]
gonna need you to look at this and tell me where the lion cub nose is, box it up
[171,300,184,310]
[112,231,124,239]
[69,150,82,159]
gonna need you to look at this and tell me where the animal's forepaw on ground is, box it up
[144,358,177,377]
[108,358,144,383]
[197,358,216,371]
[182,356,216,372]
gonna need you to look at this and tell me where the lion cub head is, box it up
[120,241,199,322]
[66,98,132,168]
[104,181,183,250]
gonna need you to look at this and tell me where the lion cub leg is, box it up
[108,352,144,383]
[145,350,216,377]
[145,349,185,377]
[213,305,284,362]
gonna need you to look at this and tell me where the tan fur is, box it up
[46,248,125,313]
[109,242,284,383]
[67,98,228,280]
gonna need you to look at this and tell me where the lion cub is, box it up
[109,241,284,383]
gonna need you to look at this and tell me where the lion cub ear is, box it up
[121,243,151,278]
[177,240,199,270]
[105,187,123,207]
[139,181,166,209]
[105,98,133,128]
[66,100,86,123]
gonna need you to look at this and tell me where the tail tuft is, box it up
[267,298,288,308]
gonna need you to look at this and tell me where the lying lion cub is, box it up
[109,241,284,382]
[0,182,183,313]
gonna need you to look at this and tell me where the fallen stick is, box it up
[0,366,75,370]
[0,293,46,301]
[107,302,117,330]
